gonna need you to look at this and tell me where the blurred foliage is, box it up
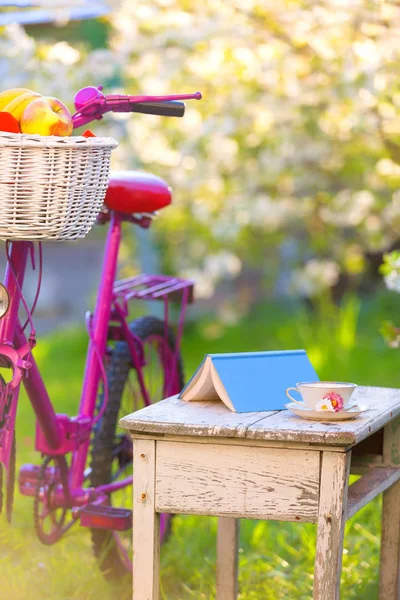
[380,250,400,343]
[25,17,110,50]
[380,319,400,348]
[1,1,400,307]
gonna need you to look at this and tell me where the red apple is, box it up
[20,96,73,137]
[0,112,21,134]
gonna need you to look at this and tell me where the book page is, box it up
[179,360,203,397]
[210,361,235,411]
[181,356,220,401]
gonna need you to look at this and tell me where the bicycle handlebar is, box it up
[72,86,201,129]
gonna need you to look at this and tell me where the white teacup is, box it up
[285,381,357,410]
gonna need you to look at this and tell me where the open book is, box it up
[179,350,318,413]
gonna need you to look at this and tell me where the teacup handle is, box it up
[285,387,305,407]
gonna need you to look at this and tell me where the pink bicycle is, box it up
[0,86,201,577]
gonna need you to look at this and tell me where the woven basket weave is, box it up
[0,132,117,241]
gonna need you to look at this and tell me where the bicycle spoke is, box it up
[110,464,131,483]
[112,531,131,571]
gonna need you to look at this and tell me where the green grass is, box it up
[1,290,399,599]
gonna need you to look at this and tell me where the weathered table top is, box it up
[119,386,400,447]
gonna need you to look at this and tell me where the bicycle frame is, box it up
[1,210,192,516]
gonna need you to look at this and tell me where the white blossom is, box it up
[384,271,400,294]
[47,42,80,65]
[319,190,375,227]
[204,252,242,280]
[291,259,340,298]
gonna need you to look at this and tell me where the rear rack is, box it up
[111,274,194,370]
[113,274,194,305]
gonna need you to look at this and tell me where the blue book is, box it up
[179,350,319,413]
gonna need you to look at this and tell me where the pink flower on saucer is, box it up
[317,392,344,412]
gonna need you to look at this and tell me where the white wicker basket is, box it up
[0,132,117,241]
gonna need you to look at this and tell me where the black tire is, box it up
[90,316,184,578]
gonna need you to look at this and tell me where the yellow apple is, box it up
[20,96,73,137]
[4,91,41,122]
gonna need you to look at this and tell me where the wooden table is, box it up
[119,386,400,600]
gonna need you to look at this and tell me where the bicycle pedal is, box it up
[80,504,132,531]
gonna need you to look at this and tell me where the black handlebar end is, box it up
[132,100,185,117]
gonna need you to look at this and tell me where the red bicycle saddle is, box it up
[104,171,172,214]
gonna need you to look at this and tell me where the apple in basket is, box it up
[20,97,73,137]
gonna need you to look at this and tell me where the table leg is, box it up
[314,451,351,600]
[380,417,400,599]
[380,480,400,599]
[217,517,239,600]
[133,439,160,600]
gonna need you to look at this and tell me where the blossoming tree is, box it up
[1,0,400,309]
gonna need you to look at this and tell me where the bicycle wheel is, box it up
[90,315,184,578]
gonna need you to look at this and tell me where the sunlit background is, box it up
[1,1,400,598]
[3,0,400,325]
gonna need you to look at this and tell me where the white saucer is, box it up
[285,402,368,421]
